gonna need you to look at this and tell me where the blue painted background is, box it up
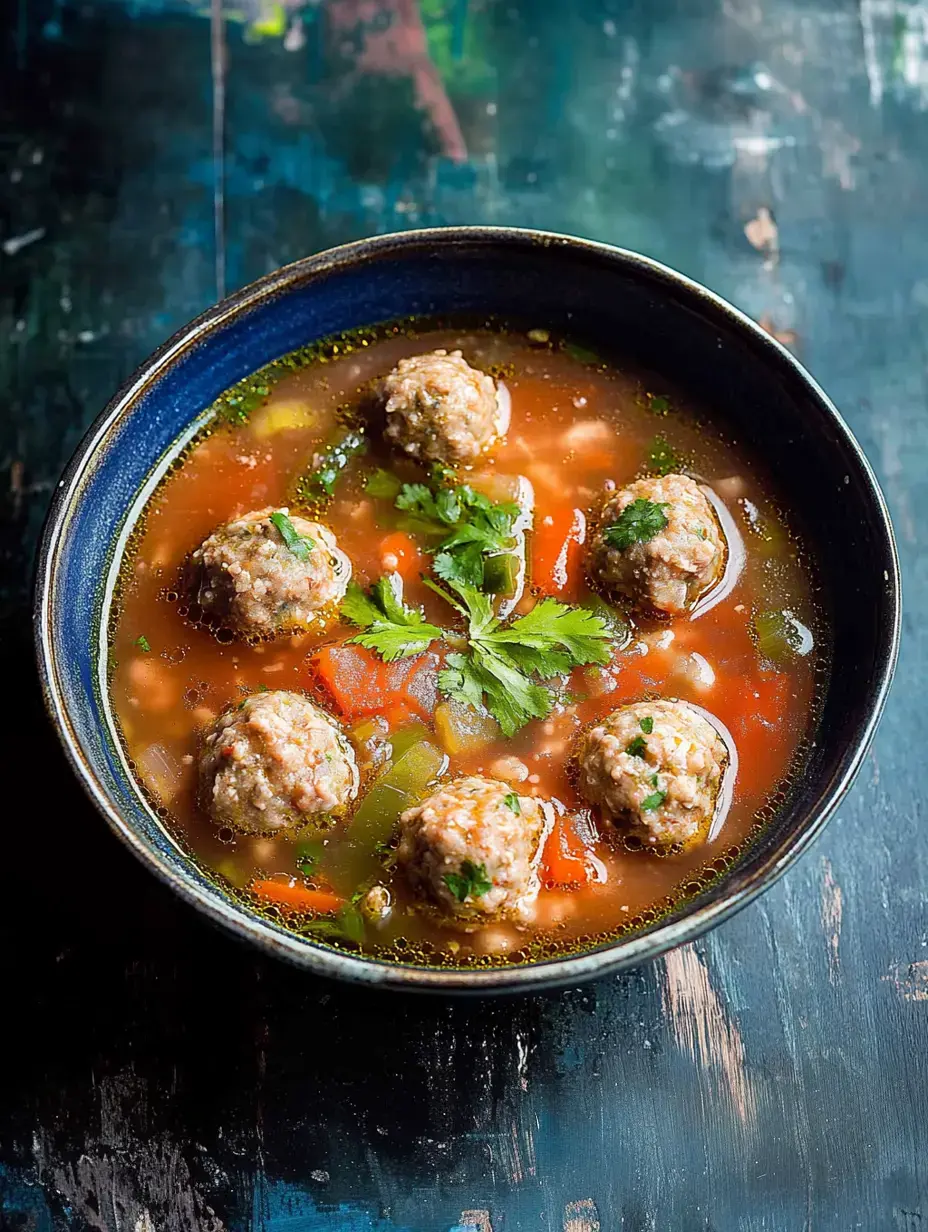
[1,1,927,1228]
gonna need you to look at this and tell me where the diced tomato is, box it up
[532,506,586,595]
[383,652,440,720]
[310,644,384,717]
[541,811,597,888]
[379,532,424,581]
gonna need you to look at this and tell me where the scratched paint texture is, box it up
[1,1,926,1228]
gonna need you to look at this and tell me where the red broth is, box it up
[108,326,824,966]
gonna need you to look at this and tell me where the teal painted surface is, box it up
[1,1,927,1228]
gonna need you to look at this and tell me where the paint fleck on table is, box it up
[1,2,926,1228]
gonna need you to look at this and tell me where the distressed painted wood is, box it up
[1,1,926,1228]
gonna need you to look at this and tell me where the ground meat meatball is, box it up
[383,350,509,464]
[575,699,728,847]
[186,508,351,637]
[397,775,549,928]
[588,474,725,614]
[199,690,358,834]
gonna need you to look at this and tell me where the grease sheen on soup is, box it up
[109,325,824,967]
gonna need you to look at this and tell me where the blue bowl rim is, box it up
[33,225,902,993]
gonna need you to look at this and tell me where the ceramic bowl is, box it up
[34,228,900,992]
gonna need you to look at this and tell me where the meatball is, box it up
[397,776,549,928]
[575,699,728,847]
[186,508,351,637]
[588,474,725,614]
[382,350,509,464]
[199,690,358,834]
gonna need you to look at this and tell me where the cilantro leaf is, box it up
[603,499,669,551]
[443,860,493,903]
[640,716,654,734]
[626,735,647,758]
[364,468,402,499]
[641,788,667,811]
[646,392,672,415]
[270,510,315,560]
[294,429,366,503]
[135,634,151,653]
[340,575,443,661]
[503,792,521,814]
[485,598,612,672]
[395,479,521,592]
[646,434,680,477]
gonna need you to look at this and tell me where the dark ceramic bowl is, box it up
[34,228,900,993]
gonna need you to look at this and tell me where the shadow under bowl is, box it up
[34,227,900,993]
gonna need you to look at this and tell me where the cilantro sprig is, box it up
[603,499,669,552]
[394,478,522,591]
[429,577,612,736]
[443,860,493,903]
[269,510,315,560]
[340,574,443,661]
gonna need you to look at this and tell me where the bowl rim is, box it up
[33,225,902,993]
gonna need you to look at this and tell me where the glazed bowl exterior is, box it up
[34,227,900,993]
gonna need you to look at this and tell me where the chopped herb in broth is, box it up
[109,324,825,967]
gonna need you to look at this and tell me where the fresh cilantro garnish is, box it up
[340,574,443,661]
[603,500,669,551]
[135,634,151,653]
[694,526,707,539]
[395,479,521,592]
[626,735,647,758]
[294,428,367,504]
[364,468,402,499]
[646,392,672,415]
[269,510,315,560]
[640,716,654,734]
[641,788,667,811]
[646,434,680,477]
[503,792,521,814]
[431,577,611,736]
[443,860,493,903]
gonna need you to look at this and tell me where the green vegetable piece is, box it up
[754,609,813,663]
[580,594,630,646]
[269,510,314,560]
[626,736,647,758]
[646,434,680,476]
[135,635,151,653]
[364,468,403,499]
[335,904,365,945]
[443,859,493,903]
[482,550,521,599]
[603,499,669,551]
[641,789,667,811]
[389,719,432,762]
[503,792,521,814]
[294,838,324,877]
[295,428,366,504]
[640,716,654,734]
[563,341,601,365]
[324,738,445,892]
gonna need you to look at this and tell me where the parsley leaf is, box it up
[503,792,521,814]
[395,479,521,592]
[135,634,151,653]
[626,735,647,758]
[269,510,315,560]
[603,499,669,551]
[640,716,654,734]
[340,575,443,661]
[641,788,667,811]
[443,860,493,903]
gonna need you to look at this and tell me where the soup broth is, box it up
[109,324,825,966]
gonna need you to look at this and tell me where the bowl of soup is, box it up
[34,228,900,992]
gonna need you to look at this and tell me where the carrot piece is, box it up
[383,653,440,720]
[385,702,414,728]
[250,880,343,914]
[532,507,586,595]
[541,812,595,888]
[310,644,385,717]
[379,531,424,581]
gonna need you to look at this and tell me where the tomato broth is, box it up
[109,325,825,966]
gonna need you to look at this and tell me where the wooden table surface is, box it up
[1,2,925,1228]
